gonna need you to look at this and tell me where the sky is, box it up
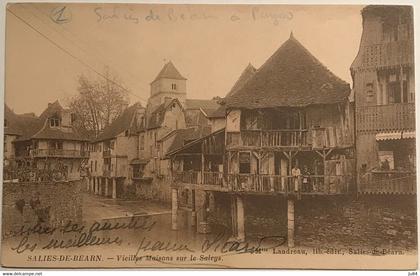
[5,3,363,115]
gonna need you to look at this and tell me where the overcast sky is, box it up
[5,3,363,115]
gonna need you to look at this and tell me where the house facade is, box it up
[86,61,220,202]
[4,101,89,182]
[351,5,415,194]
[168,34,355,243]
[88,103,144,198]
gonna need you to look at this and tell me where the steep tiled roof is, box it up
[32,125,89,141]
[146,98,182,130]
[208,63,257,118]
[225,63,257,97]
[95,102,143,142]
[152,61,186,83]
[166,127,224,156]
[185,99,220,114]
[165,127,211,154]
[4,105,42,138]
[39,100,65,121]
[5,102,90,142]
[225,34,350,109]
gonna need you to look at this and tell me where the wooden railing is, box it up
[227,174,352,194]
[103,149,112,158]
[132,170,144,179]
[356,103,415,132]
[203,172,224,186]
[103,169,112,177]
[359,171,416,195]
[31,149,89,158]
[172,171,353,195]
[227,128,352,149]
[227,130,308,148]
[174,171,200,184]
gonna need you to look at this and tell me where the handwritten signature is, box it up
[9,216,156,254]
[93,6,293,26]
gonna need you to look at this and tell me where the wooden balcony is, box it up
[132,170,143,180]
[174,171,201,185]
[359,171,416,195]
[172,171,353,195]
[226,128,352,150]
[103,169,112,177]
[31,149,89,158]
[356,103,415,132]
[103,149,112,158]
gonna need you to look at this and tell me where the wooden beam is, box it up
[252,151,260,160]
[325,149,333,158]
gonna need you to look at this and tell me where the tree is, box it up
[68,67,130,138]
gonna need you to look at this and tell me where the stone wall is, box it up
[134,176,171,203]
[295,195,417,250]
[208,193,417,250]
[2,180,83,233]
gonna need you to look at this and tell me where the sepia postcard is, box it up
[1,2,418,270]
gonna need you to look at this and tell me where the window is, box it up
[4,119,8,128]
[239,152,251,174]
[90,161,93,172]
[70,113,76,124]
[49,141,63,149]
[154,132,157,146]
[110,141,115,150]
[49,115,61,127]
[139,133,145,150]
[171,83,177,90]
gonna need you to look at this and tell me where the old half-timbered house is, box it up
[168,33,355,245]
[351,6,415,195]
[5,101,90,182]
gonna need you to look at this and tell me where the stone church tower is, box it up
[148,61,187,111]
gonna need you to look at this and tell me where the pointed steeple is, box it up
[151,61,187,83]
[226,63,257,97]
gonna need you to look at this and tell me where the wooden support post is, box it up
[86,177,90,191]
[236,195,245,241]
[201,143,205,185]
[400,65,404,102]
[323,150,328,194]
[191,189,196,227]
[112,178,117,199]
[287,199,295,248]
[95,178,99,195]
[105,178,109,197]
[171,188,178,230]
[98,178,103,195]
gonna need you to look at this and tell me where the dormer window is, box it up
[50,116,61,127]
[171,83,177,90]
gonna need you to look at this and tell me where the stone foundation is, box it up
[208,192,417,250]
[2,180,83,233]
[134,176,171,203]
